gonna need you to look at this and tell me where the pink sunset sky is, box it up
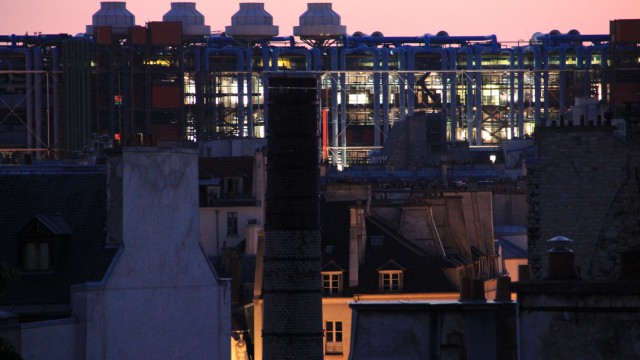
[0,0,638,43]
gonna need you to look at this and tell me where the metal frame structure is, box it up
[1,20,634,165]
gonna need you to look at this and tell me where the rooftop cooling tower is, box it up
[86,2,135,35]
[225,3,278,39]
[163,2,210,37]
[293,3,346,39]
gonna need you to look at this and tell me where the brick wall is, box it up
[527,125,627,279]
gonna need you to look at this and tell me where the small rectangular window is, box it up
[370,235,384,247]
[322,272,342,296]
[379,271,403,292]
[325,321,343,354]
[227,212,238,236]
[23,242,51,271]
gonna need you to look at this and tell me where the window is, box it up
[23,241,51,271]
[370,235,384,247]
[199,185,220,207]
[225,177,242,198]
[379,270,403,293]
[227,212,238,236]
[322,272,343,296]
[325,321,343,355]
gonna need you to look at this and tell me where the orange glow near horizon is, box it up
[1,0,638,43]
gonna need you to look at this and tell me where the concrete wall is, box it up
[74,147,231,360]
[19,319,76,360]
[516,281,640,360]
[348,301,516,360]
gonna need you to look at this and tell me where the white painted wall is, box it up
[200,206,264,256]
[74,148,231,360]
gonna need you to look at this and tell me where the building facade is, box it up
[1,3,637,167]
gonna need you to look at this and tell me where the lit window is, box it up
[325,321,343,355]
[322,272,343,296]
[227,212,238,236]
[379,270,403,293]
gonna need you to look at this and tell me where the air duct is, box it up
[163,2,210,37]
[86,2,135,35]
[294,3,346,39]
[225,3,278,39]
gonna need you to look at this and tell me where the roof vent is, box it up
[225,3,278,39]
[86,2,135,35]
[293,3,346,39]
[163,2,210,36]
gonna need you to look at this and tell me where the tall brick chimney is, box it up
[262,73,323,359]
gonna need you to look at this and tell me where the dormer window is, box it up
[377,259,405,293]
[321,261,344,296]
[379,270,403,292]
[23,240,51,271]
[18,214,71,273]
[322,271,343,296]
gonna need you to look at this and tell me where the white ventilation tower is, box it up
[86,2,135,35]
[225,3,279,39]
[163,2,210,37]
[294,3,346,47]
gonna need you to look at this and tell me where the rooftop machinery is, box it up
[0,2,636,166]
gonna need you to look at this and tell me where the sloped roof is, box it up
[33,214,73,235]
[0,166,117,316]
[497,236,528,259]
[320,200,458,296]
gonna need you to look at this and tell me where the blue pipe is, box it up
[542,46,551,124]
[269,36,296,48]
[245,47,254,138]
[12,47,34,151]
[373,51,381,147]
[343,34,499,49]
[517,47,525,136]
[311,47,321,71]
[594,44,609,104]
[330,47,339,165]
[381,48,390,141]
[398,47,407,122]
[508,49,516,138]
[473,45,494,144]
[207,35,236,47]
[524,46,543,126]
[191,48,205,141]
[540,43,569,123]
[33,46,43,155]
[339,61,347,165]
[448,48,457,143]
[52,46,60,157]
[458,46,474,142]
[534,33,609,47]
[583,47,593,98]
